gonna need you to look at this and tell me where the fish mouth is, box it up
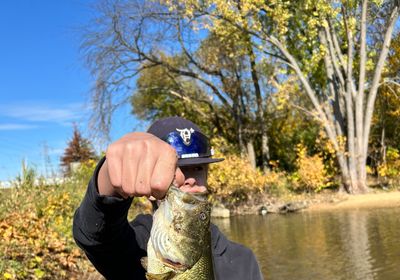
[161,257,189,271]
[169,186,209,202]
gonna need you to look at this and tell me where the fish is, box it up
[141,186,214,280]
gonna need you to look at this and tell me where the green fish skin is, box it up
[142,187,214,280]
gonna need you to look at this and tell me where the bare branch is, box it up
[323,22,346,90]
[176,21,222,76]
[327,17,346,69]
[290,104,321,120]
[169,90,208,117]
[319,28,345,136]
[267,35,340,152]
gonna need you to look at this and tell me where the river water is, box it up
[213,207,400,280]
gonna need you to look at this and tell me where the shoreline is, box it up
[304,190,400,212]
[227,189,400,216]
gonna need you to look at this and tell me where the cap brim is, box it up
[178,157,224,167]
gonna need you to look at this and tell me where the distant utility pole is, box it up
[42,142,54,178]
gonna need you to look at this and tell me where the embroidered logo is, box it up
[176,128,195,145]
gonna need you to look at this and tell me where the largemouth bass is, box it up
[142,187,214,280]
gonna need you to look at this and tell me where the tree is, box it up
[370,32,400,170]
[131,58,225,138]
[266,78,320,171]
[81,0,276,169]
[163,0,399,193]
[61,126,97,175]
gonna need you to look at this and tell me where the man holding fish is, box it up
[73,117,263,279]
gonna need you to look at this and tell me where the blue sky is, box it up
[0,1,146,181]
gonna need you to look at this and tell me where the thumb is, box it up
[173,167,185,187]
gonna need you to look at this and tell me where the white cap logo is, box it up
[176,128,194,145]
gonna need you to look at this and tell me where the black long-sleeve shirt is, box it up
[73,159,263,280]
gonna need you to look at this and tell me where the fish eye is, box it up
[199,212,207,221]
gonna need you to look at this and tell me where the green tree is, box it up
[61,126,97,175]
[163,0,399,193]
[370,32,400,170]
[266,78,320,171]
[131,58,224,138]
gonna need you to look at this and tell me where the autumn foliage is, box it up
[208,138,290,205]
[291,144,331,192]
[0,162,97,280]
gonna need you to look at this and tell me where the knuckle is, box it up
[126,141,146,155]
[124,142,136,153]
[106,144,118,157]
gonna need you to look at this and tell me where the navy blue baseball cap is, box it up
[147,116,224,166]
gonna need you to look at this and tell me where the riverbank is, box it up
[227,189,400,215]
[305,190,400,211]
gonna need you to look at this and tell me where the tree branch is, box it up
[267,35,340,152]
[323,22,346,91]
[363,5,399,157]
[176,20,222,76]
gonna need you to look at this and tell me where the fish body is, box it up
[143,187,214,280]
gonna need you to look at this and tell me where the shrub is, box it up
[291,144,331,192]
[208,137,290,204]
[377,147,400,186]
[208,153,266,204]
[68,159,98,186]
[0,166,94,279]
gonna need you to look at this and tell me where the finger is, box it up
[150,147,177,199]
[134,144,153,197]
[106,150,122,188]
[174,167,185,187]
[122,151,139,196]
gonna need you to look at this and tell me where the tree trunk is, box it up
[261,134,270,172]
[237,115,246,157]
[248,45,270,171]
[381,127,386,165]
[247,141,257,169]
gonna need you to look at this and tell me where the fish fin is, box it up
[141,257,148,271]
[145,271,176,280]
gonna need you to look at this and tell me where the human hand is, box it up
[98,132,184,199]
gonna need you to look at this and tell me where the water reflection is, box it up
[212,207,400,280]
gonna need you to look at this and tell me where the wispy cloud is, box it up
[0,102,88,124]
[0,123,38,130]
